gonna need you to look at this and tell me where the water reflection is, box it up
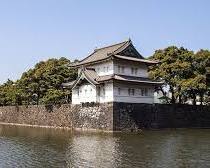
[0,125,210,168]
[66,135,122,168]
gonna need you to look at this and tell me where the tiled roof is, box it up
[71,40,129,66]
[70,39,147,67]
[83,68,99,85]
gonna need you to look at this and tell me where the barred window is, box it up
[131,89,135,95]
[128,88,135,96]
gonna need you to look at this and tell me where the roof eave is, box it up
[113,55,159,65]
[97,75,164,85]
[69,56,113,68]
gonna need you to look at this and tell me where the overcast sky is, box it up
[0,0,210,83]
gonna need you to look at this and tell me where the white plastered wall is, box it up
[72,84,97,104]
[113,82,154,104]
[89,61,114,76]
[98,82,114,103]
[114,62,148,77]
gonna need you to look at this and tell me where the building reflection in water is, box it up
[65,134,122,168]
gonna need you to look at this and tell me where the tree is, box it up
[149,46,210,105]
[41,89,66,104]
[0,57,77,106]
[194,50,210,104]
[0,79,23,106]
[181,50,210,105]
[149,46,194,104]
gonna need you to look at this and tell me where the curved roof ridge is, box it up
[83,68,99,82]
[69,39,146,67]
[71,40,129,67]
[71,68,99,89]
[76,49,98,66]
[108,39,131,55]
[94,39,129,52]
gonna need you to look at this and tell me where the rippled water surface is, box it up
[0,125,210,168]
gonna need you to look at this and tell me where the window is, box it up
[140,88,148,96]
[98,87,100,96]
[106,66,109,72]
[85,89,87,95]
[77,89,79,96]
[141,88,144,96]
[128,88,135,96]
[128,88,131,96]
[118,66,121,73]
[97,67,100,73]
[145,88,148,96]
[103,67,106,72]
[131,67,138,75]
[103,88,105,95]
[131,89,135,96]
[135,68,138,75]
[121,66,125,73]
[131,67,134,74]
[118,66,125,73]
[118,88,121,95]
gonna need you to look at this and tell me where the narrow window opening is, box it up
[118,88,121,95]
[135,68,138,75]
[132,89,135,96]
[131,67,134,74]
[118,66,121,73]
[103,87,105,95]
[98,87,100,96]
[145,88,148,96]
[121,66,125,73]
[141,88,144,96]
[128,88,131,96]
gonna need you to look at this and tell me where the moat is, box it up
[0,125,210,168]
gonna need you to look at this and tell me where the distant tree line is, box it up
[0,57,77,106]
[149,47,210,105]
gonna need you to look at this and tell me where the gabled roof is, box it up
[69,68,99,89]
[83,68,99,85]
[70,39,152,67]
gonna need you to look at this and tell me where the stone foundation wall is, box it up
[113,103,210,131]
[0,103,113,131]
[0,103,210,131]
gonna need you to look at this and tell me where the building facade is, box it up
[66,39,162,104]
